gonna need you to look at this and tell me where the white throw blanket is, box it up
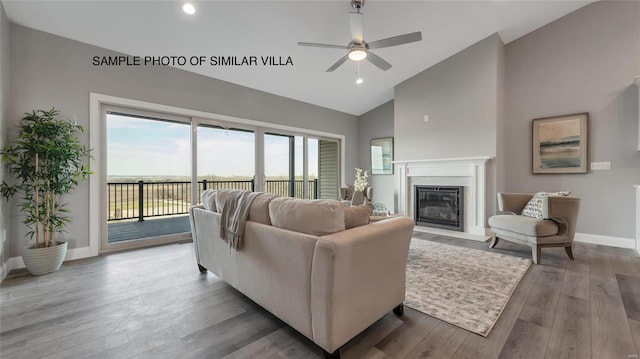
[219,189,261,249]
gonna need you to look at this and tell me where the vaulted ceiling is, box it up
[3,1,593,115]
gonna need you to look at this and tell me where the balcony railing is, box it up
[108,179,318,221]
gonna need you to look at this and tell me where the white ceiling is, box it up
[3,0,593,116]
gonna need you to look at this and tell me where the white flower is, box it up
[354,167,368,192]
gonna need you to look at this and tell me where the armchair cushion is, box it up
[488,215,558,237]
[521,191,570,219]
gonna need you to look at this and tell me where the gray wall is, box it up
[394,34,503,161]
[505,1,640,238]
[0,2,10,274]
[8,24,358,256]
[394,34,505,218]
[357,100,394,211]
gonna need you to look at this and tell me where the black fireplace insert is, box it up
[414,186,464,231]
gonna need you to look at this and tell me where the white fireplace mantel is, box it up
[635,77,640,151]
[394,156,493,238]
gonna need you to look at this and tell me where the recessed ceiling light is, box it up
[182,3,196,15]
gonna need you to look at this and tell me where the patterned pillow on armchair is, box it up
[521,191,571,219]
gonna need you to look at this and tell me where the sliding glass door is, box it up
[263,134,328,199]
[101,102,342,253]
[105,110,191,248]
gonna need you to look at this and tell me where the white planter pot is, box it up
[22,241,68,276]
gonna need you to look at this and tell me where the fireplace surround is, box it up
[394,156,492,238]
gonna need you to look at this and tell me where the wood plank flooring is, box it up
[1,232,638,359]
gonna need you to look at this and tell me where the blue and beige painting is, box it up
[539,136,581,168]
[538,119,581,168]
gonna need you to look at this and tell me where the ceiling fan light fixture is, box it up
[356,77,364,84]
[348,49,367,61]
[182,3,196,15]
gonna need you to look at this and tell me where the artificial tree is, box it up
[1,108,92,249]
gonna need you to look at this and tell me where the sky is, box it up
[106,114,318,178]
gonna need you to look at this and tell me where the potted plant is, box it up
[1,108,91,275]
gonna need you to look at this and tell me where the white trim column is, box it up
[636,185,640,254]
[635,77,640,151]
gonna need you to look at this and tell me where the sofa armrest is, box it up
[189,205,206,263]
[543,196,581,239]
[309,216,414,353]
[497,193,534,214]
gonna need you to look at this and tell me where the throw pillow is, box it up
[344,205,372,229]
[521,191,571,219]
[269,198,346,236]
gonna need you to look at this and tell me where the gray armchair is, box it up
[488,192,581,264]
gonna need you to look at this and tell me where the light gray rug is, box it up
[405,239,531,337]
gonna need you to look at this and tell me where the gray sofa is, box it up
[189,191,415,358]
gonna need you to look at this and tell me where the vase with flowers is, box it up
[351,168,369,205]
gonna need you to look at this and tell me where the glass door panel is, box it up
[106,113,191,244]
[307,139,319,199]
[264,133,292,197]
[196,125,255,198]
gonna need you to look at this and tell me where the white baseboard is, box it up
[0,246,94,282]
[574,232,636,249]
[414,226,637,250]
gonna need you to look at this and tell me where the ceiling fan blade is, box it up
[366,51,392,71]
[326,54,349,72]
[367,31,422,49]
[349,12,364,43]
[298,42,349,50]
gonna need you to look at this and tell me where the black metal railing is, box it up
[107,179,317,221]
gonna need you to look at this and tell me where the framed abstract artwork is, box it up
[371,137,394,175]
[532,113,588,174]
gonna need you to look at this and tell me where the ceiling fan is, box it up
[298,0,422,72]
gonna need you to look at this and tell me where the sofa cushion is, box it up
[344,205,371,229]
[248,193,278,225]
[489,214,558,237]
[201,189,217,212]
[521,191,570,219]
[269,198,345,236]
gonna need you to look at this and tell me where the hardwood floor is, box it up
[1,233,639,359]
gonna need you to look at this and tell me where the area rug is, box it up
[405,239,531,337]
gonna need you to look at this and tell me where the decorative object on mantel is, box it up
[371,137,393,174]
[1,109,92,275]
[532,113,588,174]
[405,238,531,337]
